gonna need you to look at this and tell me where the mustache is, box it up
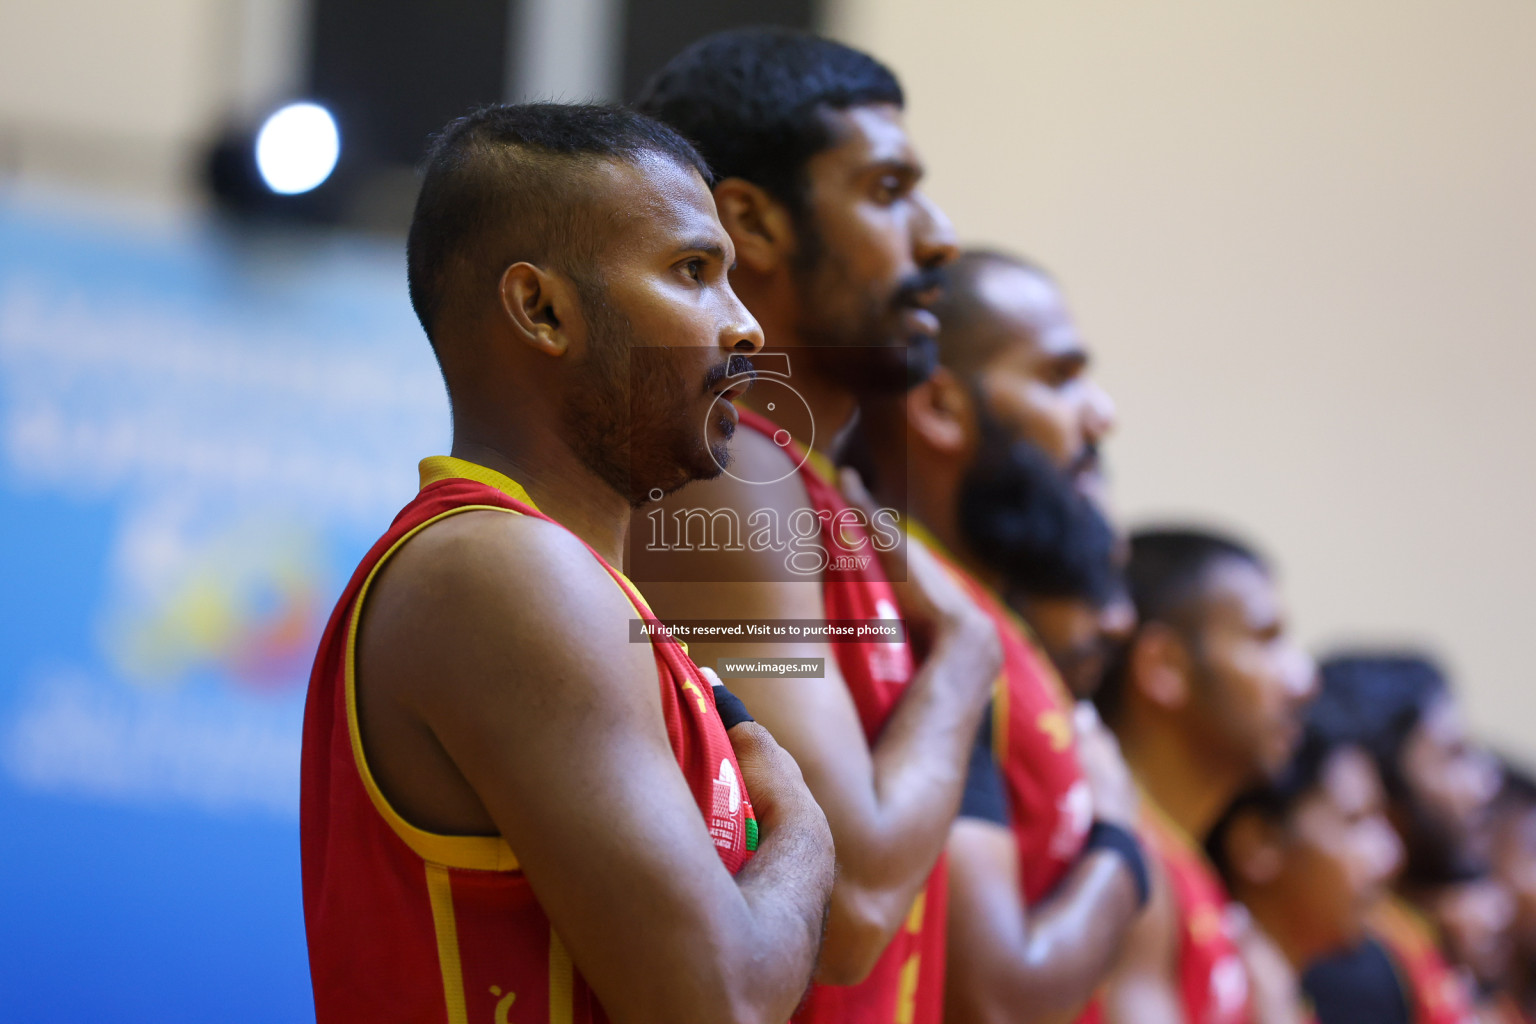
[893,265,948,309]
[703,353,759,392]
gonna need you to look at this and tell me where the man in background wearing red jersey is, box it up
[631,30,1001,1024]
[1096,529,1318,1024]
[856,249,1149,1024]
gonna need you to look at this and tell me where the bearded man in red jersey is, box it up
[855,250,1148,1024]
[631,30,1001,1024]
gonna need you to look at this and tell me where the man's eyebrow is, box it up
[1043,344,1090,368]
[676,238,729,260]
[864,156,924,180]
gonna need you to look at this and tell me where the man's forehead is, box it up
[977,264,1083,360]
[596,154,729,254]
[817,103,920,171]
[1202,558,1280,626]
[1323,747,1383,809]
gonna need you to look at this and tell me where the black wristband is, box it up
[711,684,755,730]
[1085,821,1151,910]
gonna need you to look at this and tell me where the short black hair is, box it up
[1096,527,1267,724]
[405,102,709,348]
[1208,668,1377,882]
[635,28,902,216]
[933,250,1056,376]
[1313,652,1451,799]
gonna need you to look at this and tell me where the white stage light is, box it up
[255,103,340,195]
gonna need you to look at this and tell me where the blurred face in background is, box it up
[792,104,958,392]
[1279,748,1404,953]
[1429,876,1516,993]
[969,264,1117,505]
[1182,559,1319,781]
[1491,798,1536,963]
[1021,587,1136,700]
[1396,697,1502,877]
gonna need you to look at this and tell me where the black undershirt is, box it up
[957,704,1009,826]
[1302,937,1411,1024]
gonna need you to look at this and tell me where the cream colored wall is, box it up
[0,0,304,203]
[831,1,1536,757]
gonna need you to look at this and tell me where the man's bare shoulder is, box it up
[363,509,652,701]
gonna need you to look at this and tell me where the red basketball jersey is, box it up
[910,524,1091,903]
[739,409,947,1024]
[301,457,757,1024]
[1142,801,1254,1024]
[1370,897,1480,1024]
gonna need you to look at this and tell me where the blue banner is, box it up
[0,199,448,1021]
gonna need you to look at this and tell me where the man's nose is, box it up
[720,287,764,356]
[1083,380,1118,445]
[1287,647,1320,705]
[912,191,958,270]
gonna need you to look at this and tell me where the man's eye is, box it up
[683,259,704,281]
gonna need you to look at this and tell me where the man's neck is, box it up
[450,427,632,566]
[1241,890,1324,971]
[1119,713,1244,844]
[740,343,860,459]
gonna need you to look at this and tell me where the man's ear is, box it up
[1223,810,1287,886]
[905,366,971,458]
[1129,622,1193,711]
[498,262,581,357]
[713,177,797,275]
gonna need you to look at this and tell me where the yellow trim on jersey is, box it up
[420,454,661,622]
[894,953,921,1024]
[992,669,1010,765]
[549,928,574,1024]
[420,455,540,509]
[345,505,525,871]
[903,517,953,566]
[426,862,470,1024]
[802,445,837,487]
[347,457,672,871]
[1138,784,1204,859]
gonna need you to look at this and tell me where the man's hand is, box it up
[1074,702,1138,829]
[726,716,832,852]
[628,441,1000,988]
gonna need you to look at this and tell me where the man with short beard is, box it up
[854,249,1150,1024]
[1095,529,1318,1024]
[301,104,836,1024]
[629,30,1001,1024]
